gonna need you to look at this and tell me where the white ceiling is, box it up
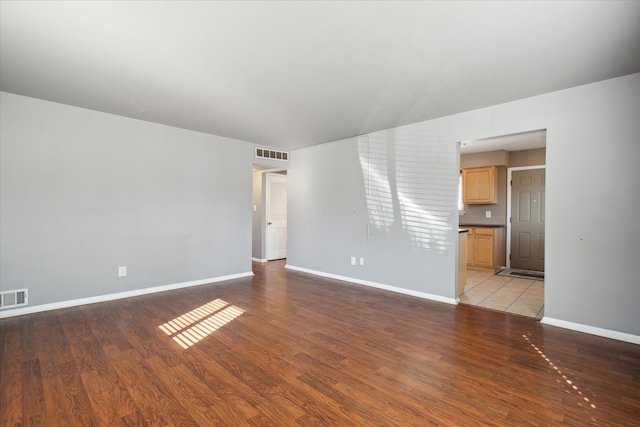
[460,129,547,154]
[1,1,639,150]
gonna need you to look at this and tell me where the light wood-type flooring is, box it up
[460,268,545,319]
[1,260,638,426]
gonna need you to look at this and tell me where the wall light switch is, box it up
[253,205,257,212]
[359,257,365,266]
[485,211,492,218]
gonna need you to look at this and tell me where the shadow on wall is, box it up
[357,129,455,254]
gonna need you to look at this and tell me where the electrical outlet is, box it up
[359,257,365,266]
[350,257,356,266]
[485,211,492,218]
[118,266,127,277]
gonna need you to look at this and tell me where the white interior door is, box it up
[266,173,287,260]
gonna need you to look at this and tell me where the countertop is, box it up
[459,224,507,228]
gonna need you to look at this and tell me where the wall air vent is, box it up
[256,147,289,161]
[0,289,28,309]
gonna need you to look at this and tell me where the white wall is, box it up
[288,73,640,337]
[1,92,254,312]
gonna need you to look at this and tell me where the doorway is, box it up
[265,173,287,260]
[252,167,288,263]
[458,130,546,319]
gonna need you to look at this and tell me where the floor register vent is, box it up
[0,289,28,309]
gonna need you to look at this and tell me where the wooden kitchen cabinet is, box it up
[474,228,496,267]
[465,226,505,271]
[462,166,498,204]
[466,228,474,265]
[458,231,468,296]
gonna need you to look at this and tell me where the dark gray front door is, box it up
[510,168,545,271]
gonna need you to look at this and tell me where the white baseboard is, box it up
[541,317,640,345]
[285,264,458,306]
[252,257,268,263]
[0,271,254,319]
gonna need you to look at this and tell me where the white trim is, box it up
[256,167,287,174]
[0,271,254,319]
[541,317,640,345]
[285,264,458,306]
[252,257,268,263]
[506,165,546,269]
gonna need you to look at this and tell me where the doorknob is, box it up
[268,222,272,225]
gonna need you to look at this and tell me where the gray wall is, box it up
[509,148,546,167]
[1,92,254,309]
[252,170,265,260]
[460,150,509,168]
[288,73,640,337]
[288,130,460,299]
[2,73,639,338]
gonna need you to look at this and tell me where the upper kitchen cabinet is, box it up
[462,166,498,204]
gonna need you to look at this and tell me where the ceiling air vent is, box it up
[0,289,28,309]
[256,147,288,161]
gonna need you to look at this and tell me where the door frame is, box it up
[506,165,546,269]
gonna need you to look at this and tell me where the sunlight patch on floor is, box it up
[159,299,244,349]
[523,334,598,418]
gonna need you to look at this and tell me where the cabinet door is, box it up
[466,228,475,266]
[474,231,494,267]
[463,167,497,204]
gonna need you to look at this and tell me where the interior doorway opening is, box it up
[458,129,546,319]
[265,172,288,261]
[252,166,288,263]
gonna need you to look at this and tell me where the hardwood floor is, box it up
[1,260,639,426]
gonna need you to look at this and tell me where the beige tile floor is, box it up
[459,268,544,319]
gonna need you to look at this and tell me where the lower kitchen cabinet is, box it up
[466,228,475,265]
[464,226,505,271]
